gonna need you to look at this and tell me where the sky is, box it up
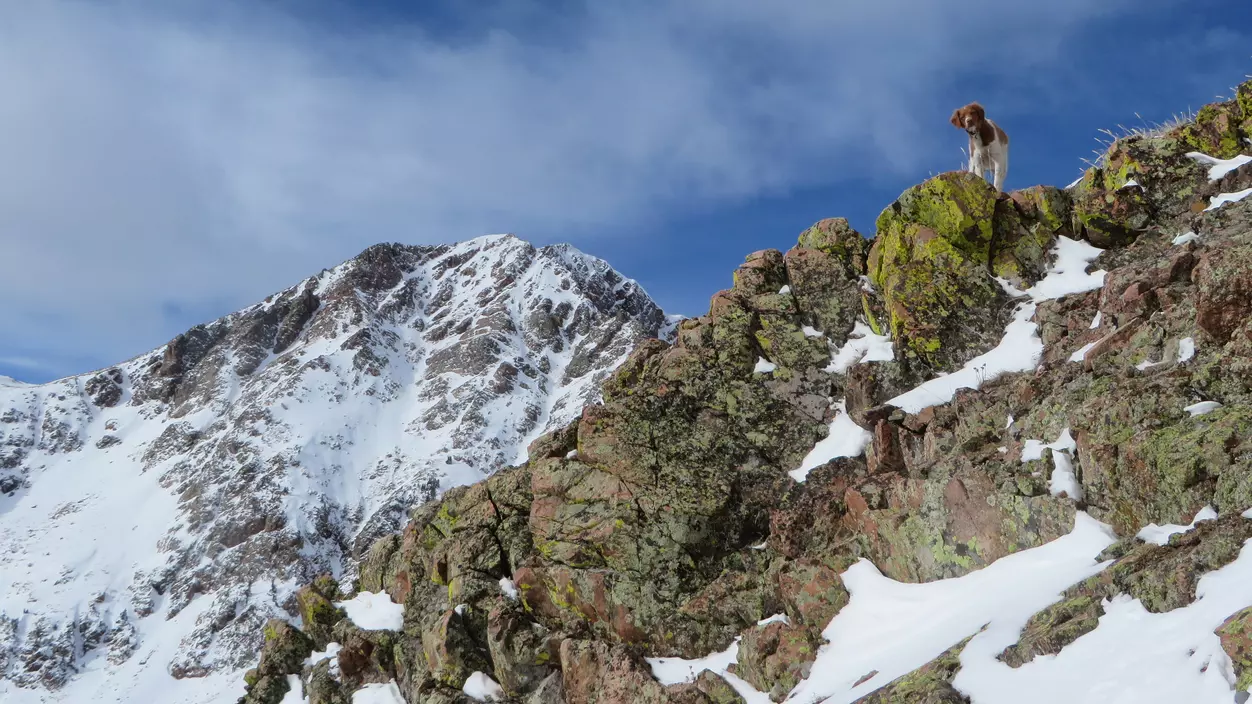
[1,0,1249,383]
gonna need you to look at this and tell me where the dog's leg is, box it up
[994,152,1008,192]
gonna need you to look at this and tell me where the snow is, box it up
[749,540,768,550]
[1121,179,1141,189]
[645,638,772,704]
[888,237,1105,414]
[754,357,778,374]
[1006,415,1014,429]
[455,604,469,615]
[462,672,505,702]
[1136,359,1159,371]
[336,591,404,631]
[826,322,894,374]
[351,681,406,704]
[1245,507,1252,520]
[1185,401,1223,417]
[802,325,824,338]
[1173,231,1200,246]
[279,675,305,704]
[955,522,1252,703]
[1069,342,1097,363]
[1136,506,1219,546]
[648,638,742,685]
[1186,151,1252,181]
[789,401,873,482]
[786,513,1116,703]
[1204,187,1252,211]
[307,641,342,666]
[1020,429,1081,500]
[565,449,578,459]
[499,577,519,600]
[1089,311,1102,329]
[1179,337,1197,363]
[779,285,792,295]
[757,613,791,627]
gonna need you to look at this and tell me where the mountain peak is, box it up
[0,234,671,697]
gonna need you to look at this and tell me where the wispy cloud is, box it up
[0,0,1155,379]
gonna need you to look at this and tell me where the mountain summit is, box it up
[0,234,675,700]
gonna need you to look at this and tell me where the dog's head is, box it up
[950,103,986,136]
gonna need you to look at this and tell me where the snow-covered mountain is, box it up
[0,234,676,701]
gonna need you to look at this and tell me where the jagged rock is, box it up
[1218,606,1252,693]
[666,670,747,703]
[734,620,821,700]
[84,368,124,408]
[236,619,314,704]
[421,609,491,688]
[998,595,1103,667]
[558,639,671,704]
[486,602,559,694]
[297,575,347,649]
[853,639,970,703]
[868,172,1034,373]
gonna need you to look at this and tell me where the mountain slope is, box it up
[0,234,675,701]
[226,77,1252,704]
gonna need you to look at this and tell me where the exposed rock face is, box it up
[0,235,672,697]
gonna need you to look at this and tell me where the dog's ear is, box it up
[950,108,963,128]
[968,103,985,122]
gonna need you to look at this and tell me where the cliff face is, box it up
[0,234,674,702]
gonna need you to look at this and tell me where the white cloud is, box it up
[0,0,1145,378]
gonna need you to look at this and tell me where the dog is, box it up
[950,102,1009,192]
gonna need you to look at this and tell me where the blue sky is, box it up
[1,0,1249,383]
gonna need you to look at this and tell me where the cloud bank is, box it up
[0,0,1151,378]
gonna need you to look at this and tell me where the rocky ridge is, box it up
[0,234,674,701]
[235,78,1252,703]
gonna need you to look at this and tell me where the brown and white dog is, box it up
[950,102,1009,192]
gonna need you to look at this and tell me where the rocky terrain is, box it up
[228,77,1252,703]
[0,234,675,702]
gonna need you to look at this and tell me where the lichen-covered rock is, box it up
[998,595,1103,667]
[1217,606,1252,693]
[297,575,346,649]
[1072,515,1252,614]
[558,639,671,704]
[734,620,821,700]
[868,172,1013,372]
[421,610,490,688]
[486,602,559,694]
[854,639,970,703]
[237,619,314,704]
[665,670,747,703]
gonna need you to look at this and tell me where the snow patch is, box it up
[888,237,1105,413]
[802,325,824,338]
[956,518,1252,703]
[1069,342,1097,363]
[307,642,342,667]
[1021,429,1081,500]
[1089,311,1102,329]
[279,674,305,704]
[1136,506,1219,546]
[1186,151,1252,181]
[646,638,772,703]
[499,577,519,601]
[786,513,1116,703]
[789,401,872,483]
[351,681,406,704]
[826,322,894,374]
[778,285,791,295]
[1173,231,1200,246]
[1185,401,1223,417]
[336,592,404,631]
[1204,187,1252,211]
[754,357,777,374]
[757,613,791,627]
[1121,179,1141,189]
[462,672,505,702]
[1179,337,1197,363]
